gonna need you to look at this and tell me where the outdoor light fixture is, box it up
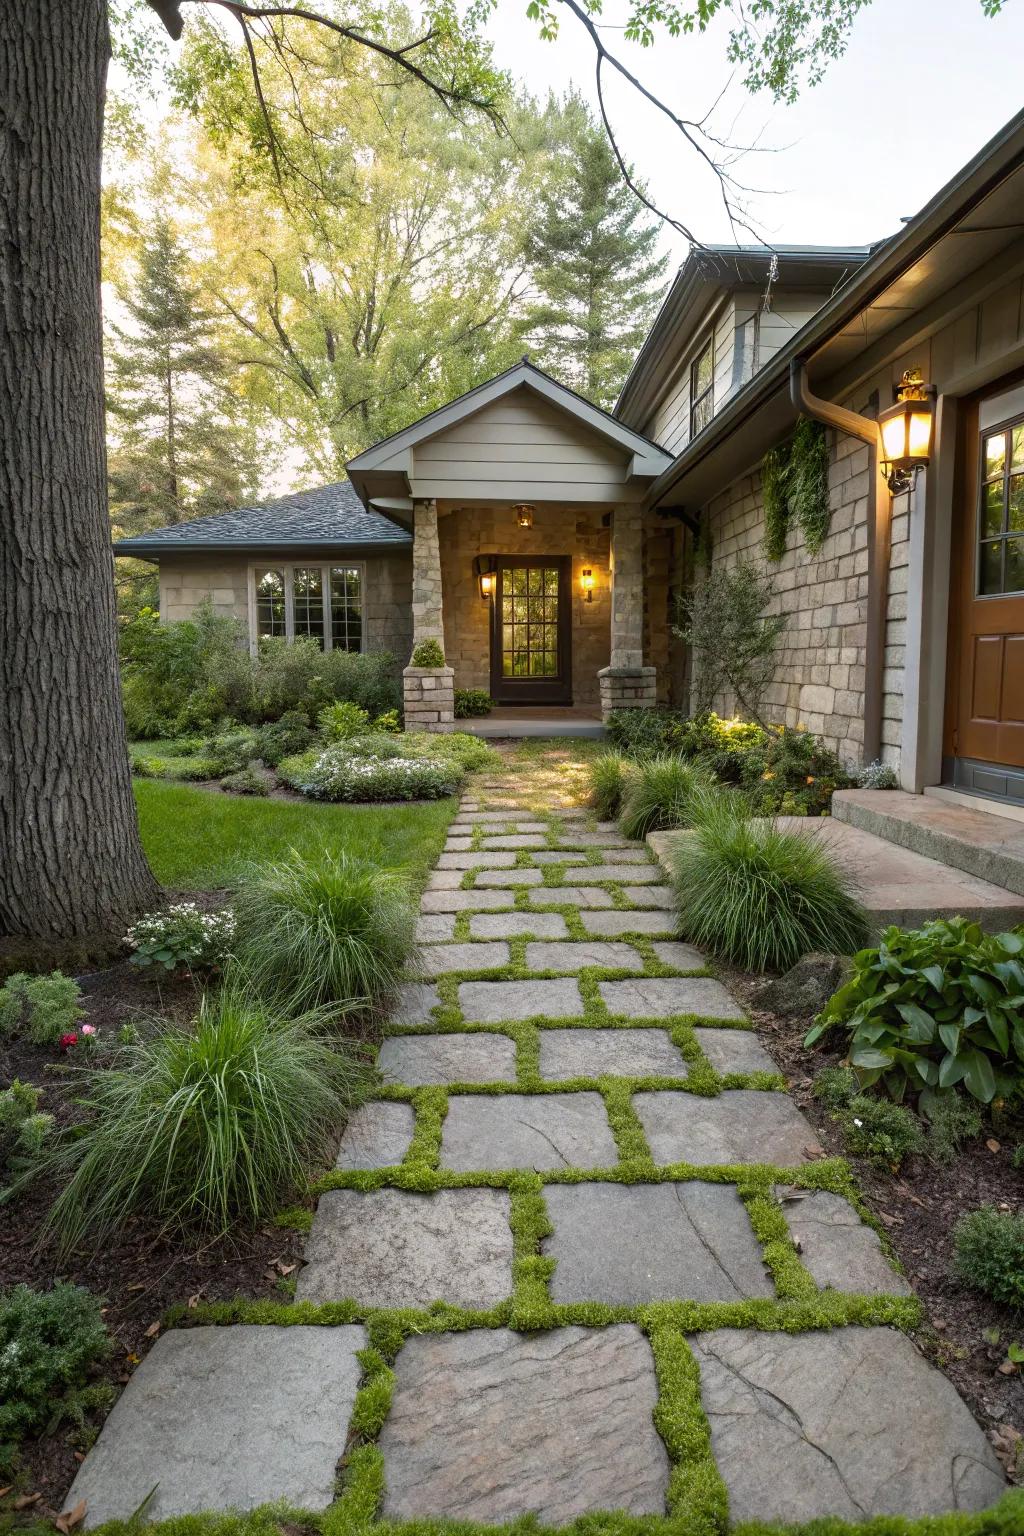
[879,368,935,494]
[513,503,535,528]
[474,554,497,602]
[581,568,594,602]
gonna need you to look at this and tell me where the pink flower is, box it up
[60,1032,78,1051]
[81,1024,97,1037]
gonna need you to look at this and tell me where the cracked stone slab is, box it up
[441,1092,617,1170]
[620,884,677,907]
[481,834,548,849]
[525,940,644,972]
[460,977,583,1021]
[775,1187,913,1295]
[694,1027,780,1076]
[635,1089,821,1166]
[693,1327,1004,1523]
[651,940,706,969]
[469,911,569,939]
[416,913,457,942]
[527,885,614,908]
[437,850,517,869]
[600,977,746,1021]
[417,941,510,977]
[390,982,441,1027]
[378,1031,516,1086]
[421,889,514,912]
[538,1026,689,1081]
[296,1188,513,1307]
[581,909,678,937]
[379,1325,668,1525]
[544,1181,773,1303]
[474,867,544,886]
[336,1101,414,1168]
[68,1325,365,1527]
[568,863,663,883]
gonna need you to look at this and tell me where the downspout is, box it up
[789,360,890,765]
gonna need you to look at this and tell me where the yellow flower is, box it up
[762,771,775,781]
[806,775,815,784]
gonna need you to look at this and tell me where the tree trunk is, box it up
[0,0,160,939]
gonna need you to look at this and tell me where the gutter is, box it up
[112,539,412,558]
[790,361,888,765]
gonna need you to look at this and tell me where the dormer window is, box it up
[690,338,714,438]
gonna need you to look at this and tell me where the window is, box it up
[690,337,714,439]
[977,417,1024,596]
[250,563,365,651]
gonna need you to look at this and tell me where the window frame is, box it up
[247,560,366,654]
[975,410,1024,601]
[689,335,715,441]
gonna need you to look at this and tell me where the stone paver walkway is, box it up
[68,755,1007,1531]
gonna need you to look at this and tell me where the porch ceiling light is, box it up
[879,368,935,494]
[581,567,594,602]
[513,503,535,528]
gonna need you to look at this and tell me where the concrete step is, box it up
[832,788,1024,900]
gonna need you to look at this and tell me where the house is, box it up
[116,107,1024,813]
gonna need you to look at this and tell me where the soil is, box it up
[725,962,1024,1484]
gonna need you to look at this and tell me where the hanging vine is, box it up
[761,442,791,562]
[789,416,831,554]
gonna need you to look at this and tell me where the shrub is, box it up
[201,728,261,778]
[454,688,494,718]
[410,638,445,667]
[674,561,787,720]
[805,919,1024,1109]
[0,972,84,1046]
[372,709,401,734]
[588,753,632,821]
[857,759,900,790]
[42,989,372,1248]
[319,701,371,740]
[220,766,269,797]
[927,1095,983,1165]
[671,791,868,972]
[409,731,499,772]
[255,710,315,768]
[812,1065,858,1111]
[292,745,463,803]
[126,902,236,974]
[619,755,708,841]
[253,640,399,723]
[1,1080,53,1183]
[670,711,853,816]
[129,751,164,778]
[232,849,415,1014]
[953,1207,1024,1311]
[0,1284,110,1460]
[838,1094,924,1171]
[605,708,674,758]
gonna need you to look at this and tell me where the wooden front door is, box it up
[945,390,1024,798]
[490,557,572,705]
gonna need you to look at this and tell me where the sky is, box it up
[480,0,1024,269]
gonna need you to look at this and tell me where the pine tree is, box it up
[106,215,259,540]
[523,95,669,410]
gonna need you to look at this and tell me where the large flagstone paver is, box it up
[775,1187,913,1295]
[475,867,544,886]
[600,977,746,1020]
[565,863,664,883]
[527,884,614,908]
[421,888,514,912]
[532,850,588,864]
[580,908,678,936]
[525,939,643,971]
[635,1089,821,1166]
[469,911,569,938]
[379,1325,668,1524]
[335,1101,414,1169]
[481,833,548,849]
[418,941,510,976]
[416,913,457,942]
[390,981,441,1026]
[378,1031,516,1086]
[620,884,677,907]
[68,1326,365,1526]
[538,1026,689,1081]
[599,847,654,864]
[441,1092,617,1170]
[651,939,706,969]
[297,1188,513,1307]
[426,869,466,889]
[693,1026,781,1076]
[692,1327,1004,1523]
[460,977,584,1021]
[544,1182,773,1303]
[437,850,518,869]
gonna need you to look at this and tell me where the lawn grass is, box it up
[134,779,457,891]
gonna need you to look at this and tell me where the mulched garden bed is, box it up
[725,963,1024,1484]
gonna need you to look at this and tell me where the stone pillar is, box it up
[404,498,454,732]
[598,505,657,719]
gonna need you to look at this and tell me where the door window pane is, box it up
[255,570,286,639]
[330,566,362,652]
[982,481,1005,536]
[500,566,560,678]
[1012,425,1024,470]
[1006,537,1024,595]
[984,432,1006,479]
[980,541,1003,595]
[293,567,325,648]
[1008,475,1024,534]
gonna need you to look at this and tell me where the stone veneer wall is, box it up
[437,505,611,706]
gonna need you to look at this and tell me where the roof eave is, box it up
[113,539,411,557]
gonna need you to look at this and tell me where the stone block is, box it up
[581,909,678,937]
[525,940,643,972]
[459,977,584,1021]
[468,911,569,939]
[693,1027,780,1076]
[634,1089,820,1166]
[390,982,441,1027]
[600,977,745,1021]
[417,941,510,976]
[378,1031,516,1085]
[538,1026,689,1081]
[336,1101,415,1169]
[441,1092,617,1170]
[774,1187,912,1294]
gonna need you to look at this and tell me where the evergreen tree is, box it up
[523,95,669,410]
[106,214,259,540]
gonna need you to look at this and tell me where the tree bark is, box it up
[0,0,160,938]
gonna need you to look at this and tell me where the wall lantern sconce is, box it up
[581,568,594,603]
[513,503,535,529]
[474,554,497,602]
[879,368,935,494]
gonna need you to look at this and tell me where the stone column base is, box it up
[598,665,658,720]
[403,666,455,733]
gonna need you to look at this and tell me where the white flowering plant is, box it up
[296,746,463,803]
[125,903,237,974]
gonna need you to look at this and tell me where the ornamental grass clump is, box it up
[671,789,868,972]
[587,753,632,821]
[232,848,415,1014]
[619,756,708,841]
[42,988,372,1252]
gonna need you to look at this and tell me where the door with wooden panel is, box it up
[489,557,572,705]
[945,392,1024,798]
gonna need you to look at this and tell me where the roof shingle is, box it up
[114,482,410,555]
